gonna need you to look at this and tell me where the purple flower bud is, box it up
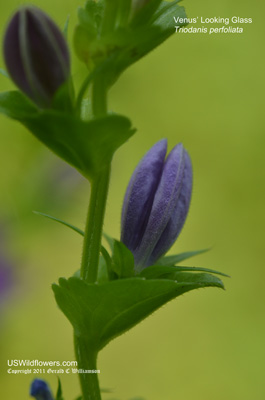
[121,140,192,271]
[30,379,54,400]
[3,6,70,107]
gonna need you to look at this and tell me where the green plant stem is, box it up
[74,335,101,400]
[80,73,109,283]
[75,72,109,400]
[80,165,110,283]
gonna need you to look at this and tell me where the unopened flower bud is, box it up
[30,379,54,400]
[121,140,192,271]
[3,6,70,107]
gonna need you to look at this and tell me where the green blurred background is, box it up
[0,0,264,399]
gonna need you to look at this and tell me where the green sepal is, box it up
[63,15,70,39]
[100,245,112,271]
[33,211,85,236]
[103,232,115,252]
[166,271,225,286]
[111,240,135,278]
[52,274,224,351]
[97,254,110,283]
[32,214,226,282]
[102,234,135,279]
[139,265,230,279]
[0,91,135,179]
[157,248,210,266]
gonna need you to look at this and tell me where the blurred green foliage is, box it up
[0,0,264,399]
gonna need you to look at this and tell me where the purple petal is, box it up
[134,143,186,269]
[3,7,70,106]
[121,139,167,253]
[30,379,54,400]
[147,149,192,265]
[26,8,70,99]
[3,12,31,95]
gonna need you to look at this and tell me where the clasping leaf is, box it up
[53,273,224,351]
[0,90,135,179]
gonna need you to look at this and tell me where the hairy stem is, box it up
[75,74,109,400]
[80,165,110,283]
[74,335,101,400]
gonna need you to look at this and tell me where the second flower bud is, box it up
[3,6,70,108]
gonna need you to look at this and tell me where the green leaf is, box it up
[74,0,187,86]
[102,235,135,279]
[51,79,75,113]
[63,15,70,38]
[53,274,224,351]
[34,210,113,281]
[56,378,64,400]
[111,240,135,278]
[74,24,97,65]
[118,0,187,68]
[0,90,38,118]
[100,245,112,269]
[157,248,210,266]
[131,0,163,27]
[0,91,135,179]
[169,272,225,288]
[97,254,110,283]
[26,112,135,179]
[152,0,187,29]
[103,232,115,253]
[83,0,104,31]
[33,211,85,236]
[139,265,230,279]
[74,0,104,65]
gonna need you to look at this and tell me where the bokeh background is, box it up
[0,0,264,399]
